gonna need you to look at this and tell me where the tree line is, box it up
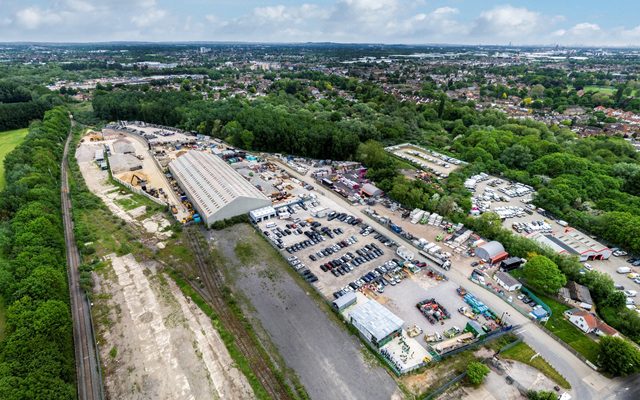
[0,107,75,399]
[0,81,58,131]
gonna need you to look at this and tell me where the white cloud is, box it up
[568,22,602,35]
[131,8,167,28]
[15,7,61,30]
[1,1,640,46]
[64,0,95,13]
[388,7,464,39]
[473,5,543,37]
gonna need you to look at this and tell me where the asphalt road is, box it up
[272,158,621,400]
[61,127,104,400]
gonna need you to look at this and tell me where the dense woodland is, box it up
[0,108,75,399]
[0,81,58,131]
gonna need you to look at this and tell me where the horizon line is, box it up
[1,40,640,50]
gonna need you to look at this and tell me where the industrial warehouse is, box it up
[168,150,271,226]
[529,229,612,261]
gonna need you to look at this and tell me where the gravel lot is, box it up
[379,278,471,340]
[214,225,402,400]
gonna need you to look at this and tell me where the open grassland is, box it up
[0,128,29,189]
[583,86,617,95]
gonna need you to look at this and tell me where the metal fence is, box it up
[420,371,467,400]
[520,286,552,317]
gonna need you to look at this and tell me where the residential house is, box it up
[564,308,619,337]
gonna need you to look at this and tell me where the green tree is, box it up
[522,255,567,295]
[466,361,490,386]
[356,140,391,169]
[582,271,616,303]
[598,336,640,376]
[603,291,626,309]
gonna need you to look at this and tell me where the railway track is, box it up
[61,129,104,400]
[184,227,292,400]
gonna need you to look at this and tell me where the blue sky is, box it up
[1,0,639,46]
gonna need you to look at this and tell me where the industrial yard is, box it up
[386,143,465,178]
[75,121,624,398]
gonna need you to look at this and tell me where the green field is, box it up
[0,128,29,190]
[501,341,571,389]
[583,86,616,95]
[535,292,600,363]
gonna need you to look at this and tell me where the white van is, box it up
[617,266,632,274]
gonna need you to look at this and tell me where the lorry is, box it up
[419,250,451,270]
[390,223,403,234]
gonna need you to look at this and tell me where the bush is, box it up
[210,214,249,230]
[466,361,490,386]
[527,390,558,400]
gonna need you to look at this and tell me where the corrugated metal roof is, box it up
[169,150,269,220]
[332,291,357,309]
[350,300,403,342]
[361,183,382,196]
[477,241,505,259]
[495,271,520,287]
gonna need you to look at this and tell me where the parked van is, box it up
[617,266,632,274]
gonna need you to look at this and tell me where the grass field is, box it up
[0,128,29,190]
[501,341,571,389]
[583,86,616,95]
[534,292,600,363]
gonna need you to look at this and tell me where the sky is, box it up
[1,0,640,47]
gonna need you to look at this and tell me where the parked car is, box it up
[624,290,637,297]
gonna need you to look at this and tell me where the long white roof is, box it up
[169,150,269,218]
[350,299,403,341]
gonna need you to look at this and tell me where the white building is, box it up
[349,299,403,348]
[169,151,271,226]
[494,271,522,292]
[249,206,277,223]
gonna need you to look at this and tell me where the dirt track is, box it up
[96,254,254,400]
